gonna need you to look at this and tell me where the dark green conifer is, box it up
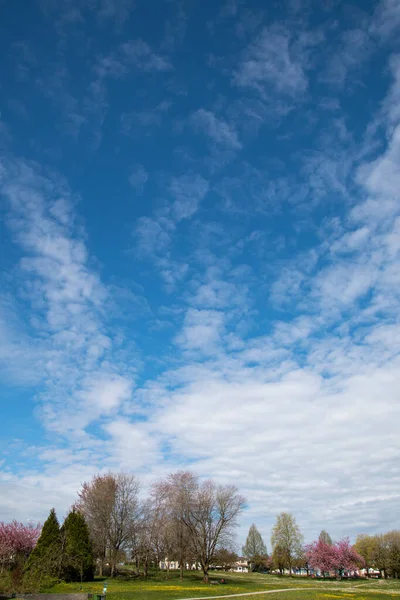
[26,508,62,578]
[62,509,94,582]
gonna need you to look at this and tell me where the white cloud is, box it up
[129,164,148,193]
[371,0,400,40]
[168,173,209,221]
[79,374,133,412]
[175,309,226,353]
[95,40,172,78]
[357,123,400,198]
[104,419,161,470]
[3,1,400,548]
[134,216,174,256]
[121,39,173,72]
[190,109,242,150]
[234,26,308,96]
[321,28,374,87]
[0,157,136,436]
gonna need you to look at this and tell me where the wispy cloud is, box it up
[371,0,400,40]
[234,26,308,96]
[322,28,375,87]
[190,109,242,150]
[168,173,209,221]
[0,157,137,435]
[95,39,172,78]
[133,173,209,287]
[129,164,148,194]
[2,0,400,544]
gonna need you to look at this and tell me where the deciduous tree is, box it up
[181,478,246,583]
[0,521,40,572]
[306,537,364,579]
[77,473,140,577]
[385,531,400,579]
[271,513,303,575]
[335,538,364,578]
[152,471,197,580]
[212,548,238,571]
[372,533,389,578]
[306,539,337,576]
[354,534,376,577]
[77,474,117,576]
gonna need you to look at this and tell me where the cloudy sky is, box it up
[1,0,400,548]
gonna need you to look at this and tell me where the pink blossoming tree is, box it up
[0,520,41,571]
[306,537,364,579]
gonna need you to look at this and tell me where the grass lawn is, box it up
[42,572,400,600]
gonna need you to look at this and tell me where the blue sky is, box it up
[1,0,400,546]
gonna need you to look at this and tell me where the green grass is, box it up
[41,572,400,600]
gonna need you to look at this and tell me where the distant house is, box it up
[159,558,199,570]
[159,559,180,570]
[231,558,249,573]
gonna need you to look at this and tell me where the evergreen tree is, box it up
[62,509,94,582]
[319,530,333,546]
[25,508,62,578]
[242,524,268,571]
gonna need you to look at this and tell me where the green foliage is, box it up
[242,524,268,571]
[62,509,94,582]
[319,530,333,546]
[25,508,62,579]
[271,513,303,573]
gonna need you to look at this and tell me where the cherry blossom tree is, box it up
[305,539,337,577]
[335,538,365,578]
[306,537,364,579]
[0,521,41,571]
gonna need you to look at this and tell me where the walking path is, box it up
[178,588,304,600]
[177,584,399,600]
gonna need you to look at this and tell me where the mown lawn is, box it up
[43,572,400,600]
[231,593,400,600]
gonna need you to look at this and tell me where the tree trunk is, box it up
[180,548,184,580]
[202,562,209,583]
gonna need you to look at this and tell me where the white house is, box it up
[159,558,200,570]
[231,558,249,573]
[159,559,180,570]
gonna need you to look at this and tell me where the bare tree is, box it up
[133,498,162,578]
[77,473,140,577]
[153,471,197,580]
[271,513,303,575]
[108,474,140,577]
[181,478,246,583]
[76,474,117,576]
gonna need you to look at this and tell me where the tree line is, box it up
[76,472,245,583]
[0,471,245,591]
[0,508,93,592]
[243,517,400,580]
[1,471,400,593]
